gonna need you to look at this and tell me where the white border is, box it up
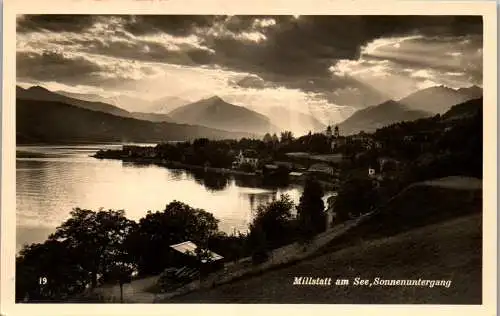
[1,1,497,316]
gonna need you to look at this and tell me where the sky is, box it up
[16,15,483,124]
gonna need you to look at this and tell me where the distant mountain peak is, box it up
[399,84,482,115]
[27,85,50,92]
[466,84,481,89]
[169,96,276,134]
[378,99,402,107]
[205,95,225,103]
[337,99,431,135]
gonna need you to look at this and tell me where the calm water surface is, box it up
[17,145,331,252]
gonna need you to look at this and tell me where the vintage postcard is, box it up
[1,0,497,315]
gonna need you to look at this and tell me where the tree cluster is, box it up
[16,202,220,302]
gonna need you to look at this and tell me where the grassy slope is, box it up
[169,177,482,304]
[170,213,481,304]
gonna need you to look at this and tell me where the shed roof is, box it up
[170,241,224,262]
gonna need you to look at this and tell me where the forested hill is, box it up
[16,99,254,144]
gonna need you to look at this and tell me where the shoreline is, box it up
[93,155,338,190]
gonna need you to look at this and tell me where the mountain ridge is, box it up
[168,95,278,135]
[18,85,176,124]
[337,100,432,135]
[17,98,254,144]
[398,85,482,114]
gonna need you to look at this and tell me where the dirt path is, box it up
[93,275,160,303]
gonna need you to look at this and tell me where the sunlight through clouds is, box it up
[16,15,483,128]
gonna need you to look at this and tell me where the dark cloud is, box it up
[161,15,480,99]
[122,15,223,36]
[50,35,216,66]
[16,50,155,88]
[205,15,482,76]
[16,15,483,105]
[16,51,102,83]
[17,15,97,33]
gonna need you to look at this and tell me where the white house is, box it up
[232,150,259,169]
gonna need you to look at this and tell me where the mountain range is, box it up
[17,83,483,142]
[56,90,189,114]
[336,85,483,135]
[398,85,482,114]
[18,86,174,123]
[168,96,279,134]
[18,86,131,118]
[53,87,325,134]
[337,100,432,135]
[16,99,253,144]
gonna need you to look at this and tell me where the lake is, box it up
[16,145,334,252]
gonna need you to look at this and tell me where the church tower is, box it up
[325,125,332,138]
[334,125,340,138]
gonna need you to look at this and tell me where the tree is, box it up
[308,133,330,153]
[193,138,210,149]
[102,262,135,303]
[263,133,273,143]
[271,133,279,144]
[335,178,379,221]
[280,131,294,143]
[297,177,326,240]
[248,223,269,264]
[48,208,137,289]
[128,201,219,275]
[208,232,248,264]
[16,239,89,302]
[247,194,295,258]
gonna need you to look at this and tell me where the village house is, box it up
[368,156,400,182]
[232,150,259,169]
[348,131,381,150]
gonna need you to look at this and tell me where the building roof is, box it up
[309,163,334,173]
[170,241,224,262]
[242,149,259,158]
[264,164,279,169]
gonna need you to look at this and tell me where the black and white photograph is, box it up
[1,0,497,315]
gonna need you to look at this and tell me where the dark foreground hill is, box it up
[441,98,483,121]
[169,177,482,304]
[170,213,481,304]
[16,99,253,144]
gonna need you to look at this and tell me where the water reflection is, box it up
[190,169,231,192]
[16,145,322,251]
